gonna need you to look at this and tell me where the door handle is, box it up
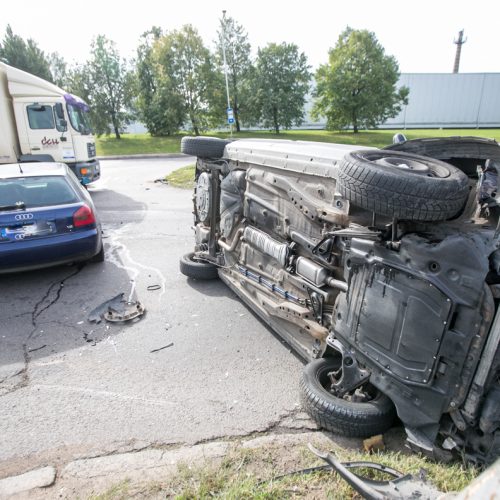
[31,147,41,151]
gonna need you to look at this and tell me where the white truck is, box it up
[0,62,100,185]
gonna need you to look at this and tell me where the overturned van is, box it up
[180,135,500,465]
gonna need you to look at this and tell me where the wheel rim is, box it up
[373,155,450,178]
[316,361,378,404]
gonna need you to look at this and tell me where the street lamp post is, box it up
[221,10,233,137]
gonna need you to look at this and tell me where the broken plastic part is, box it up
[307,444,443,500]
[88,293,145,323]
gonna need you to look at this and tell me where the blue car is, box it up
[0,162,103,273]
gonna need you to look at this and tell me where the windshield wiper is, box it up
[0,202,26,211]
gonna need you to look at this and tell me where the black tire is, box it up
[338,150,469,221]
[179,252,219,280]
[181,136,231,159]
[300,357,395,438]
[90,243,105,263]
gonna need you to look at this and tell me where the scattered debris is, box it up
[83,332,96,345]
[150,342,174,353]
[88,293,145,324]
[154,178,168,185]
[307,444,443,499]
[28,345,47,353]
[147,284,161,291]
[104,302,145,323]
[363,434,385,453]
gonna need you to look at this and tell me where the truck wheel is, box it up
[338,150,469,221]
[181,136,231,159]
[300,357,395,438]
[179,252,219,280]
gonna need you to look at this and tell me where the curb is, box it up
[0,431,332,498]
[97,153,192,161]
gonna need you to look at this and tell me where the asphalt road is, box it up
[0,158,306,476]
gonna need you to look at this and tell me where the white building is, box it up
[304,73,500,129]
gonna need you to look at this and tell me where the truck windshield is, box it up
[67,104,92,135]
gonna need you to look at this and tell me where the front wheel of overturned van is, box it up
[300,357,396,438]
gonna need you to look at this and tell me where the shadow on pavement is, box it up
[0,188,147,391]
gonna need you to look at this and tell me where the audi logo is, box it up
[15,214,33,221]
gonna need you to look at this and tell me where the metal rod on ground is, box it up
[221,10,233,138]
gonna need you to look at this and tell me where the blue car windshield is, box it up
[67,104,92,135]
[0,177,78,209]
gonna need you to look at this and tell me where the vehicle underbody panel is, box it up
[183,137,500,465]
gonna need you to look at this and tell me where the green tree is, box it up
[252,43,310,133]
[155,25,217,135]
[215,15,253,132]
[313,27,409,133]
[86,35,132,138]
[65,64,109,136]
[135,28,185,136]
[48,52,68,88]
[0,25,53,81]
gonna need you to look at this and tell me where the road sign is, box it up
[227,107,235,124]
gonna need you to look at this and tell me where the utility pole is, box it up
[221,10,233,137]
[453,29,467,73]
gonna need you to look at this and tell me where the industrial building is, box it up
[304,72,500,129]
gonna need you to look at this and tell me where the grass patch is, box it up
[164,447,478,499]
[96,129,500,157]
[98,440,479,499]
[96,134,185,156]
[88,479,131,500]
[165,164,195,189]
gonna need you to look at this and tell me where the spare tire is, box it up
[338,150,469,221]
[181,136,231,159]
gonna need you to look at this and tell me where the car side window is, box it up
[26,104,55,130]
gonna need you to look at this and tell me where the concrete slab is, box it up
[0,467,56,497]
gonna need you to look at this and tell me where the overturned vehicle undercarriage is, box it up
[180,135,500,465]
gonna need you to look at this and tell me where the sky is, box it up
[1,0,499,74]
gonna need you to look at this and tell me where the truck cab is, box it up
[0,62,100,185]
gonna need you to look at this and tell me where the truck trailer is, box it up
[0,62,100,185]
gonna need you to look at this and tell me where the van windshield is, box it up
[67,104,92,135]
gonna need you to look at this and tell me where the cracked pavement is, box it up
[0,158,309,479]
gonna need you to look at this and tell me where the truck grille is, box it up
[87,143,96,158]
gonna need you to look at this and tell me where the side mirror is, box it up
[56,118,68,133]
[55,102,65,120]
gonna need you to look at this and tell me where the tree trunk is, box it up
[234,103,241,132]
[353,124,358,133]
[234,96,241,133]
[273,106,279,134]
[111,114,121,139]
[190,114,199,136]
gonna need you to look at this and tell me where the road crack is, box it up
[0,265,85,397]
